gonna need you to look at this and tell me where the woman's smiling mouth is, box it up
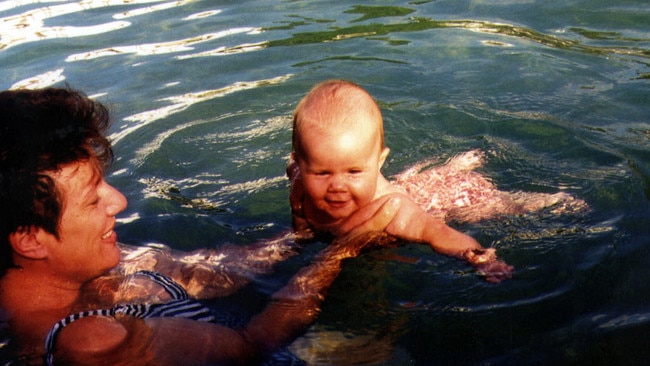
[101,230,114,240]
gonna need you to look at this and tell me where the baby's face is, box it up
[297,121,387,227]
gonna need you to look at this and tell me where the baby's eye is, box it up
[349,169,363,174]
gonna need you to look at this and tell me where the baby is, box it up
[287,79,513,283]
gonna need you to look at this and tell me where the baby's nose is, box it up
[328,175,347,191]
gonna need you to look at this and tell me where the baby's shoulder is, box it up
[375,175,402,197]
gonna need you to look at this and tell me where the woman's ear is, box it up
[378,147,390,168]
[8,227,49,259]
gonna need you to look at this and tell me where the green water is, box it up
[1,0,649,364]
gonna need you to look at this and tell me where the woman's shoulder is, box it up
[57,315,128,355]
[53,313,157,365]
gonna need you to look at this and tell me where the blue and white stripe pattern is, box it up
[44,270,214,366]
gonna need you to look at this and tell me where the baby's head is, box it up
[292,79,385,158]
[291,80,390,225]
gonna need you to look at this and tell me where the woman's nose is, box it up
[104,182,128,216]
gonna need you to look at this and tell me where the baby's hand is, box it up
[461,248,513,283]
[474,259,513,283]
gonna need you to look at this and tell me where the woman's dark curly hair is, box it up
[0,87,114,277]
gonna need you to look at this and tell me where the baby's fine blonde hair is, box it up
[292,79,384,156]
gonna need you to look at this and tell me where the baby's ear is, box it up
[287,152,301,177]
[379,147,390,168]
[8,227,49,259]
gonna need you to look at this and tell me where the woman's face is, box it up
[42,159,127,283]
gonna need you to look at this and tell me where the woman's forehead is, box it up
[49,159,102,189]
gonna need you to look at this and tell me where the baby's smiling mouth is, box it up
[326,199,349,209]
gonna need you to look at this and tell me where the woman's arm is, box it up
[58,230,396,365]
[92,236,302,303]
[243,230,392,353]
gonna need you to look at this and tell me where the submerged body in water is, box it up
[393,150,587,224]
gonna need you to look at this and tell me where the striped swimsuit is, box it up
[44,270,214,366]
[43,270,304,366]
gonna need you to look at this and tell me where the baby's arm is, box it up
[389,194,512,283]
[335,193,513,283]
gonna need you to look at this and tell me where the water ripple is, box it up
[0,0,174,50]
[262,16,650,62]
[9,68,65,90]
[65,27,260,61]
[110,74,293,145]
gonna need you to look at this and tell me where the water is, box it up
[1,0,649,364]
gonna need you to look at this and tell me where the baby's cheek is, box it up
[302,183,323,200]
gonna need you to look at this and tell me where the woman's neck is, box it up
[1,266,81,317]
